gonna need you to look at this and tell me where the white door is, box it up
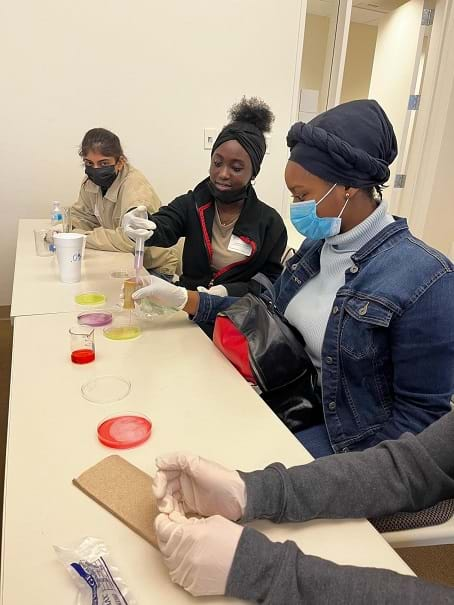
[287,0,439,215]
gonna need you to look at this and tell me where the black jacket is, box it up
[146,178,287,296]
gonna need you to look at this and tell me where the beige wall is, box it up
[340,23,377,104]
[300,13,330,103]
[0,0,303,305]
[397,0,454,257]
[368,0,424,197]
[421,86,454,254]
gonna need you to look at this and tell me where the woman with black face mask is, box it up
[70,128,178,277]
[122,98,287,298]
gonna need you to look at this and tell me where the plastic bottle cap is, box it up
[97,414,152,449]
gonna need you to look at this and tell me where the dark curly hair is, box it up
[228,96,274,134]
[79,128,127,161]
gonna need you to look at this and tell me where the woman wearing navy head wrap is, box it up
[276,100,454,456]
[129,100,454,459]
[122,97,287,306]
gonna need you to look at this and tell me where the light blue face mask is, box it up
[290,183,349,240]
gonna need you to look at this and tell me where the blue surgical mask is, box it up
[290,183,349,240]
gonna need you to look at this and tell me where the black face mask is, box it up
[207,179,250,205]
[85,165,117,190]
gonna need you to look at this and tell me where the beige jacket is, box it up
[71,164,178,275]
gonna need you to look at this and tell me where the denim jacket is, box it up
[194,218,454,452]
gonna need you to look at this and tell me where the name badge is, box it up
[228,235,252,257]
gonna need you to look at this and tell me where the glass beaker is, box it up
[34,229,53,256]
[69,326,95,364]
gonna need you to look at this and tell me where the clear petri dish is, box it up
[103,325,141,341]
[135,298,178,320]
[97,413,152,449]
[110,270,130,279]
[77,311,113,327]
[75,292,106,306]
[81,375,131,404]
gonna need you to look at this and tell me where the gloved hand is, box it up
[197,284,228,297]
[155,512,243,597]
[122,205,156,241]
[45,225,63,243]
[152,452,246,520]
[119,275,148,302]
[132,276,188,310]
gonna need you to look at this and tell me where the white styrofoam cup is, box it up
[54,233,84,283]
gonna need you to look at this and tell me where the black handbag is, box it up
[213,277,323,433]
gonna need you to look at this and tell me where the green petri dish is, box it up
[103,325,141,341]
[75,292,106,306]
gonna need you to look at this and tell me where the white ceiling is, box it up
[307,0,411,25]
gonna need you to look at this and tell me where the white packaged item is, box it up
[54,536,137,605]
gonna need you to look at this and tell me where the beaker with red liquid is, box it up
[69,326,95,364]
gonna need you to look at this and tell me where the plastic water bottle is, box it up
[50,201,63,252]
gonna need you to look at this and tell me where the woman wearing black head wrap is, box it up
[123,97,287,314]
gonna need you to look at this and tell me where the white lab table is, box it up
[1,312,413,604]
[11,219,139,318]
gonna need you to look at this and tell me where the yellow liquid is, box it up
[75,293,106,306]
[103,326,141,341]
[123,278,138,310]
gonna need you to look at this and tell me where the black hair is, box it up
[363,185,384,201]
[228,96,274,134]
[79,128,126,161]
[345,184,383,201]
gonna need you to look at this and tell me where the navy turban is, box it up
[287,100,398,188]
[212,122,266,177]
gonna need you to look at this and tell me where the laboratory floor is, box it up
[0,305,453,586]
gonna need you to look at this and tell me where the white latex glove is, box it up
[197,284,228,297]
[45,225,63,243]
[121,205,156,241]
[155,512,243,597]
[132,276,188,310]
[152,452,246,520]
[119,275,148,302]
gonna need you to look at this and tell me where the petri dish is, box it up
[111,270,130,279]
[77,311,113,327]
[81,375,131,404]
[97,414,152,449]
[75,292,106,306]
[103,325,141,341]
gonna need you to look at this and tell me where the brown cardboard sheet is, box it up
[73,454,158,548]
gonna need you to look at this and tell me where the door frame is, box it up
[284,0,450,242]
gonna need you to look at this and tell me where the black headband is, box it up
[212,121,266,177]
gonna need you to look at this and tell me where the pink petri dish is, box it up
[97,414,152,449]
[77,312,113,327]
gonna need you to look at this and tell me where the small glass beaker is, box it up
[34,229,53,256]
[70,326,95,364]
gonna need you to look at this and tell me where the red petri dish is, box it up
[71,349,95,364]
[97,414,152,449]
